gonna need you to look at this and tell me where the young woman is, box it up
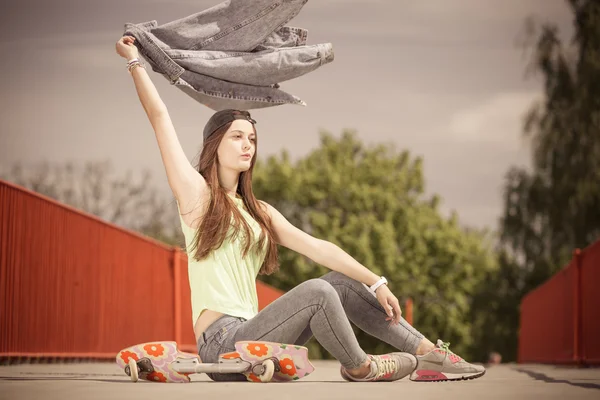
[116,36,485,383]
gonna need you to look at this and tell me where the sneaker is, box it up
[340,353,417,382]
[409,339,485,382]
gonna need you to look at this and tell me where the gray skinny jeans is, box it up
[196,271,424,381]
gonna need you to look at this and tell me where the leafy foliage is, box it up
[253,131,498,360]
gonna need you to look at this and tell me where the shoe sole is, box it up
[341,370,414,382]
[409,369,486,382]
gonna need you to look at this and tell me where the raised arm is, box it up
[115,36,207,203]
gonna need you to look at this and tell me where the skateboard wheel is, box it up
[128,359,139,382]
[259,359,275,382]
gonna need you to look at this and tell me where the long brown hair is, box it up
[186,122,279,275]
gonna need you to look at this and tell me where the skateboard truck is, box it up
[171,356,277,381]
[125,357,154,382]
[251,357,281,375]
[173,357,250,373]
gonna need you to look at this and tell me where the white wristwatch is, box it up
[367,276,388,295]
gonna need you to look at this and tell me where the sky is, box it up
[0,0,574,233]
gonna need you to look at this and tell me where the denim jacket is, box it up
[123,0,334,110]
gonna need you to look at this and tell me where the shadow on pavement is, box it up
[0,376,127,383]
[514,368,600,390]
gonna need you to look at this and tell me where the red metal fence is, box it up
[0,179,283,358]
[580,240,600,364]
[519,240,600,365]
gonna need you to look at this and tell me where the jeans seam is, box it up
[169,45,316,61]
[175,78,295,103]
[168,51,249,60]
[127,26,184,82]
[314,304,358,367]
[213,320,241,345]
[330,281,424,341]
[330,281,386,315]
[400,319,424,339]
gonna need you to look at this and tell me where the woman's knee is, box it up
[299,278,338,301]
[318,271,375,305]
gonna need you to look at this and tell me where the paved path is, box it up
[1,361,599,400]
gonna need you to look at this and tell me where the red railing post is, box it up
[405,297,413,326]
[573,248,582,365]
[173,248,182,344]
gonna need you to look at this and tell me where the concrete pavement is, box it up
[1,360,599,400]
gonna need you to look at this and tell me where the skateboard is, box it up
[116,340,314,383]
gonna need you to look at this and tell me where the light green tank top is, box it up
[177,194,267,325]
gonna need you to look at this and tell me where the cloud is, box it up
[448,91,540,150]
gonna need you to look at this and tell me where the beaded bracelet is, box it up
[128,61,145,75]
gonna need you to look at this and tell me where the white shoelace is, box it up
[371,356,398,380]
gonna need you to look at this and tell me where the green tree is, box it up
[483,0,600,362]
[501,0,600,295]
[253,130,498,360]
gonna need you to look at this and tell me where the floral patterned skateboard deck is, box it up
[116,340,314,383]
